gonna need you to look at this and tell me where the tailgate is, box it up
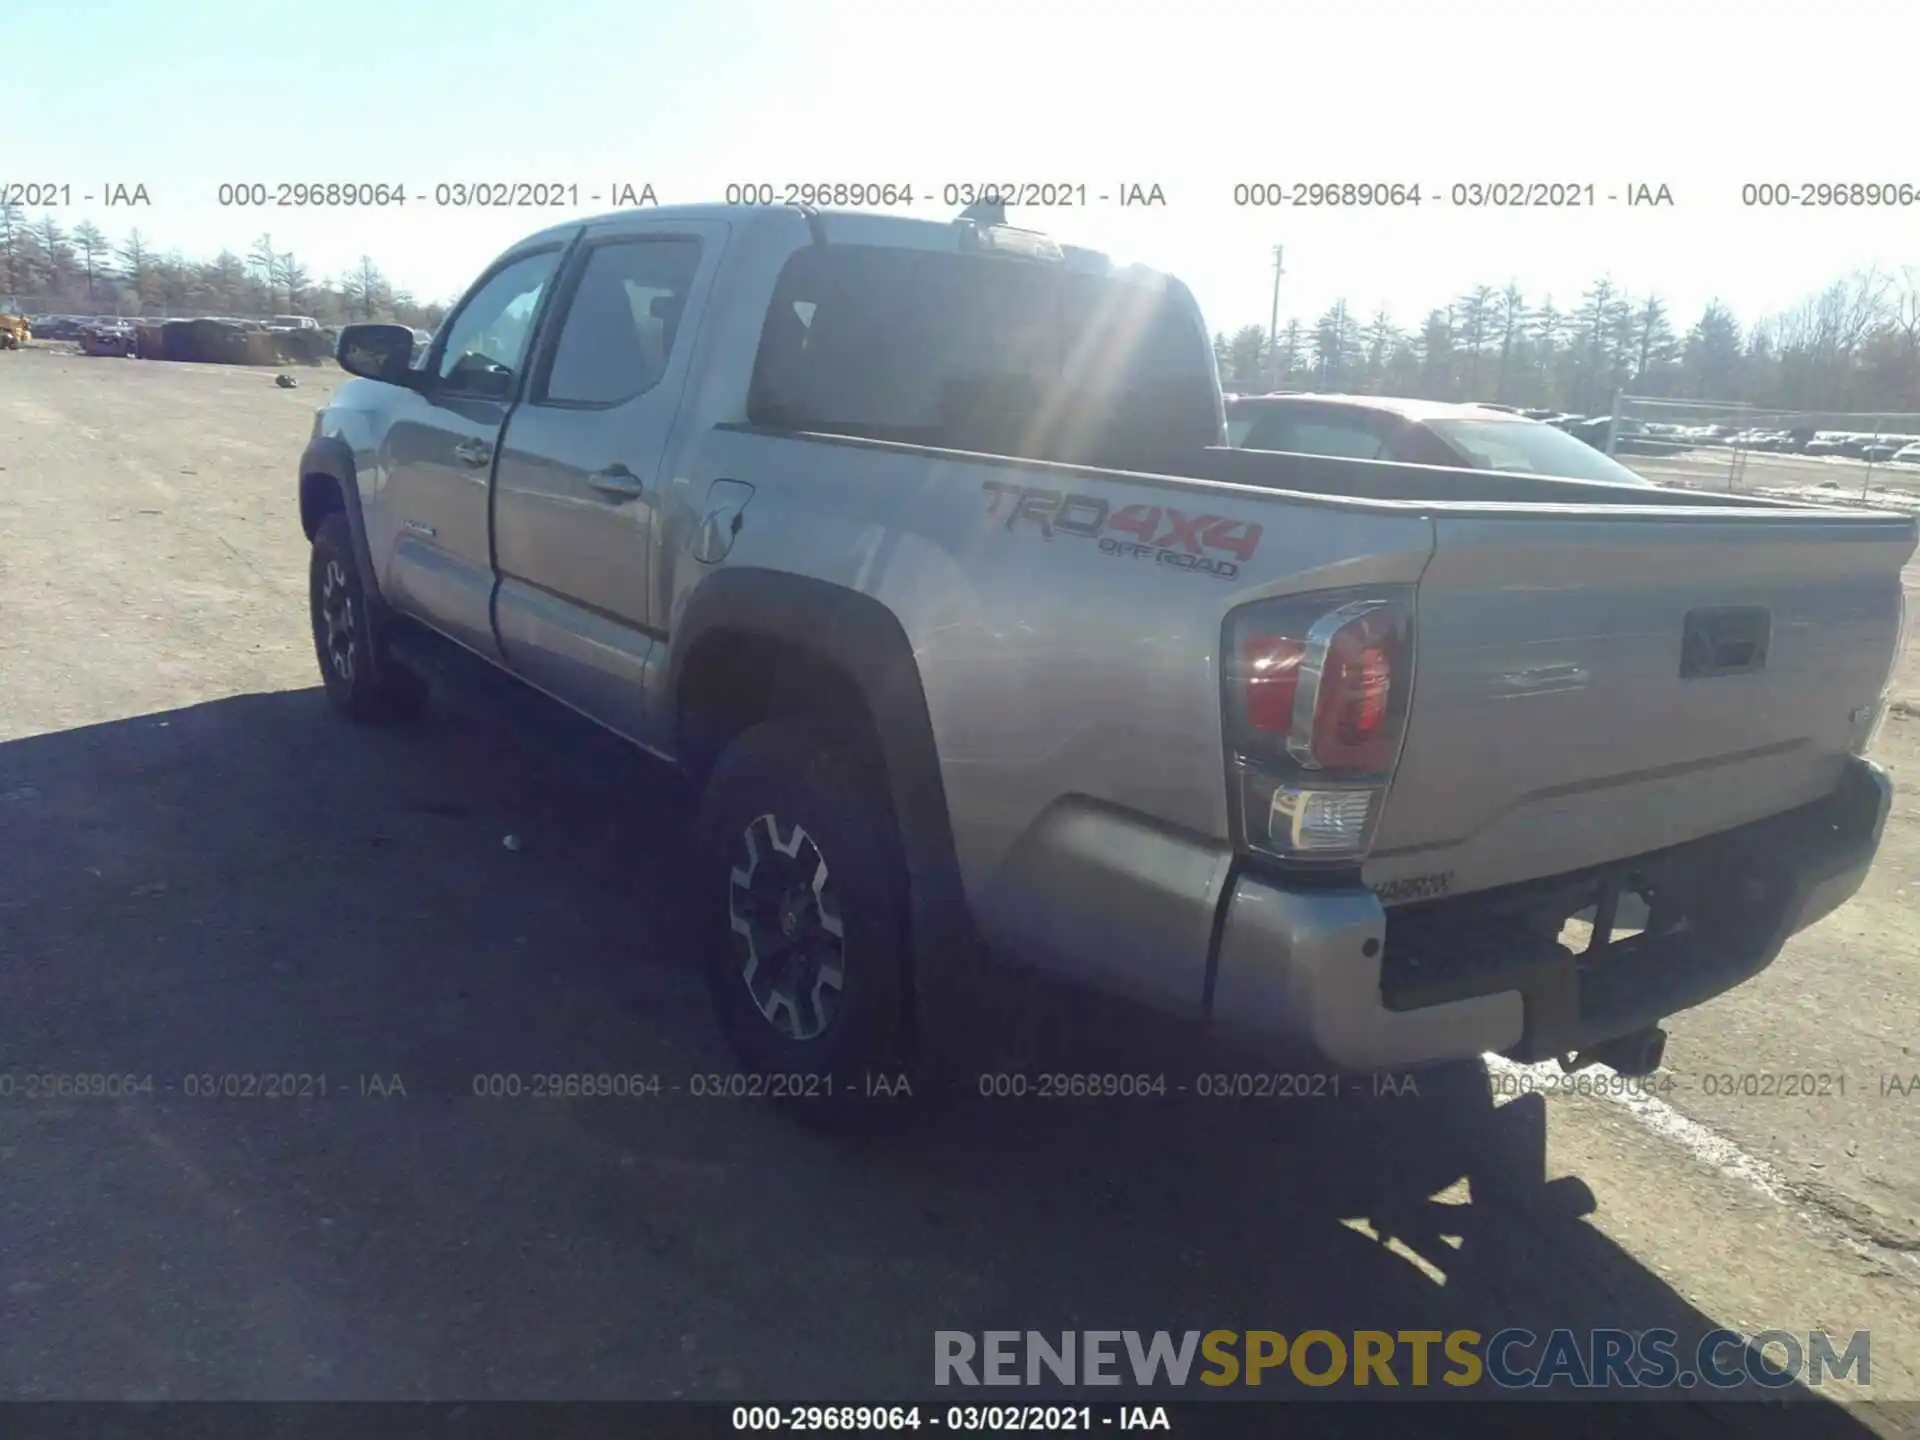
[1365,508,1916,900]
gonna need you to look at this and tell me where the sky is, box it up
[4,0,1915,335]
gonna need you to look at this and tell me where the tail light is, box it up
[1222,586,1415,862]
[1856,587,1912,756]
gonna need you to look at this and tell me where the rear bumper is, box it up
[1364,754,1890,1065]
[1009,757,1890,1070]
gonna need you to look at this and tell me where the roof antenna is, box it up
[957,196,1007,227]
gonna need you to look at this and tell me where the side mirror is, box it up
[336,323,422,387]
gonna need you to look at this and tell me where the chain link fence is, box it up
[1608,394,1920,507]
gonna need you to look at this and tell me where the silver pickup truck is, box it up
[299,202,1913,1107]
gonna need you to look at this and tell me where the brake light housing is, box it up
[1222,587,1415,862]
[1856,586,1912,756]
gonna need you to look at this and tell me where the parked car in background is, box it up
[1226,394,1657,485]
[1487,415,1678,457]
[1805,433,1848,456]
[1862,440,1909,463]
[1633,423,1691,451]
[1556,416,1617,451]
[268,314,321,333]
[1608,420,1677,456]
[1892,442,1920,465]
[78,320,137,357]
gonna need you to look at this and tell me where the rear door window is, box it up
[537,237,704,407]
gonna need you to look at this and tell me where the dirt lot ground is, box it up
[1634,448,1920,500]
[2,347,1918,1432]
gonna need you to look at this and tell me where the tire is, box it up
[308,512,426,724]
[695,718,916,1126]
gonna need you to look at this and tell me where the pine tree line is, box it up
[10,202,1914,413]
[1217,268,1920,417]
[0,205,448,329]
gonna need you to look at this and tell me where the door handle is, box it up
[586,465,647,501]
[453,439,491,468]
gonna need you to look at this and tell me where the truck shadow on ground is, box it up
[0,688,1886,1435]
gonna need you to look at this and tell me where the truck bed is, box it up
[752,427,1915,906]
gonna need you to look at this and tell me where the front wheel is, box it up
[695,719,916,1125]
[308,513,425,724]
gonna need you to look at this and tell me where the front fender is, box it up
[299,433,385,609]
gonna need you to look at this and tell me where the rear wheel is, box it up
[309,512,426,724]
[695,718,916,1126]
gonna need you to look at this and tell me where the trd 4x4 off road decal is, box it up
[980,480,1262,580]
